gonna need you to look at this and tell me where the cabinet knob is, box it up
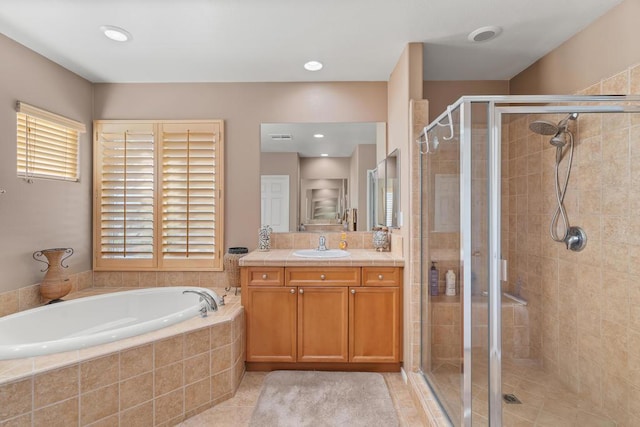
[290,288,295,294]
[262,274,268,280]
[299,288,304,294]
[320,274,326,280]
[378,274,384,280]
[351,289,356,295]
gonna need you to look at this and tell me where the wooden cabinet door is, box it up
[246,286,297,362]
[349,286,401,363]
[297,287,349,363]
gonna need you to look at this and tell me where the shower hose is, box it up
[549,130,574,243]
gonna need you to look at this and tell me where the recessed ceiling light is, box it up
[320,153,329,157]
[468,26,502,43]
[304,61,323,71]
[100,25,132,42]
[313,134,324,138]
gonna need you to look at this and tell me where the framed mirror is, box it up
[260,122,386,232]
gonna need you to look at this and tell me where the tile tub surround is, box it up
[0,287,245,427]
[0,270,93,317]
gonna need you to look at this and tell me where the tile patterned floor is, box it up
[179,371,427,426]
[428,357,618,426]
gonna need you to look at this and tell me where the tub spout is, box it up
[183,290,218,317]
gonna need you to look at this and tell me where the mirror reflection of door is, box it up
[261,175,290,232]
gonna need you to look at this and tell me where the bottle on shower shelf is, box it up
[429,262,439,296]
[445,269,456,296]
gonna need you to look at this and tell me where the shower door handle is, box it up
[500,259,508,282]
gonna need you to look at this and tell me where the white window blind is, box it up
[93,120,224,271]
[16,102,86,182]
[95,122,156,269]
[160,122,221,269]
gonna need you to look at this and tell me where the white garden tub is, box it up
[0,286,223,360]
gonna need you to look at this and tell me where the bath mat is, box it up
[249,371,400,427]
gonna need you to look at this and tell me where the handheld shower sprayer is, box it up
[528,113,586,251]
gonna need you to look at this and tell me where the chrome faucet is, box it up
[317,235,328,251]
[183,290,218,317]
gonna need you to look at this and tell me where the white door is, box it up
[261,175,290,232]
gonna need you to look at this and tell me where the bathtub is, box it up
[0,286,223,360]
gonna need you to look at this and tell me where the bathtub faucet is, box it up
[183,290,218,317]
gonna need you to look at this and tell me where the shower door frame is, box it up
[422,95,640,427]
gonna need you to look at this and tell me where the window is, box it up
[94,120,224,271]
[16,102,85,182]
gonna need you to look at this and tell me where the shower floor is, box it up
[429,356,617,426]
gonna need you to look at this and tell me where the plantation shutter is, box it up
[93,120,224,271]
[160,122,222,269]
[94,122,156,269]
[16,102,85,182]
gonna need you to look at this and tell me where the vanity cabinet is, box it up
[245,284,296,362]
[242,265,402,370]
[349,285,401,363]
[297,286,349,363]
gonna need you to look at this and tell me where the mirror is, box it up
[260,122,386,232]
[386,149,400,228]
[368,149,400,230]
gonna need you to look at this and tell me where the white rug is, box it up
[249,371,400,427]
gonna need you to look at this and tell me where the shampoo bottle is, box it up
[445,269,456,296]
[429,262,439,296]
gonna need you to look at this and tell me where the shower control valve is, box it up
[565,226,587,252]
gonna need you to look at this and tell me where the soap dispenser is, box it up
[339,232,348,250]
[429,262,439,296]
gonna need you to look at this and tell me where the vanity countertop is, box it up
[238,249,404,267]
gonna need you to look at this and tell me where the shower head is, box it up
[529,120,558,136]
[529,113,579,136]
[551,113,579,148]
[529,113,579,148]
[550,132,567,147]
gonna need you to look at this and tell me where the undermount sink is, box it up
[292,249,351,259]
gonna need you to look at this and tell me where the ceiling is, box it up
[0,0,622,83]
[261,123,378,158]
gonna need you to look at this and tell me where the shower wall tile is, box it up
[505,63,640,425]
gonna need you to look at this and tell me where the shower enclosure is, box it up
[418,95,640,426]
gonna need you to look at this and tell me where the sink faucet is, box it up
[317,235,328,251]
[183,290,219,317]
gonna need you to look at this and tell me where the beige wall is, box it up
[510,0,640,95]
[423,80,509,122]
[387,42,424,371]
[0,34,93,294]
[93,82,387,252]
[260,152,299,232]
[299,157,350,179]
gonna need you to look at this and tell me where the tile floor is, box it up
[179,371,427,426]
[428,356,618,426]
